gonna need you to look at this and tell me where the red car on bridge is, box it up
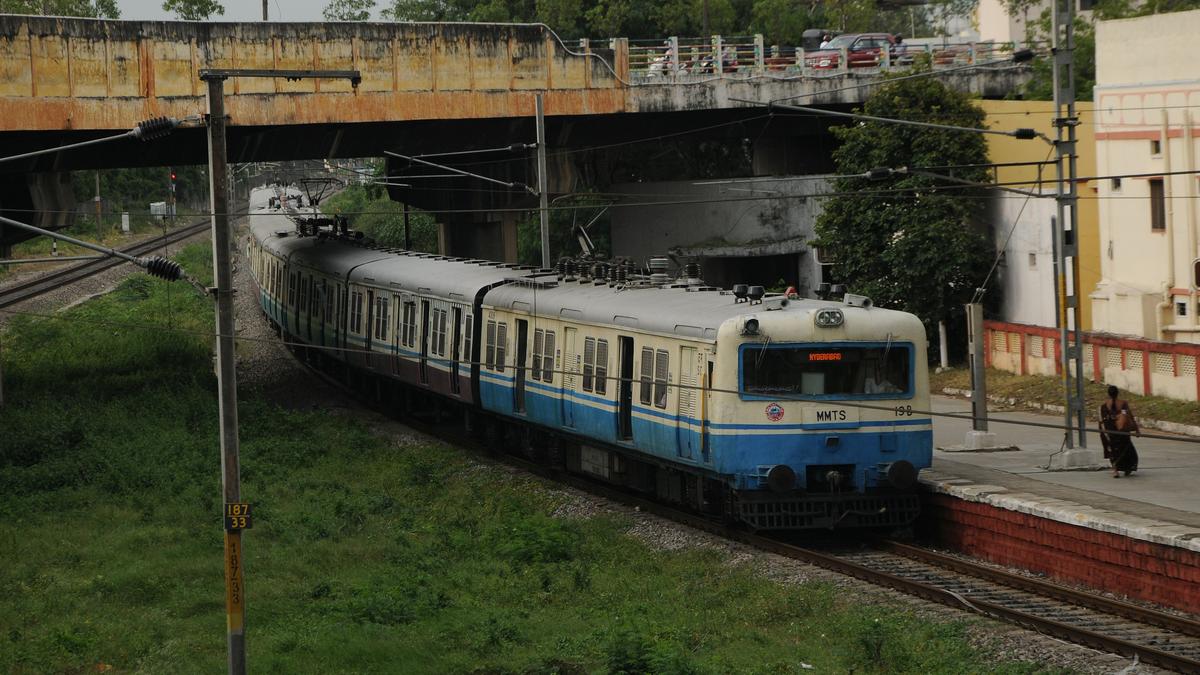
[804,33,910,70]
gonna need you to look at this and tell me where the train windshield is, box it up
[740,343,912,398]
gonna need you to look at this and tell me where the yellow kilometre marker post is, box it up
[224,503,251,637]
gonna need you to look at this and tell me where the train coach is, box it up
[247,211,932,530]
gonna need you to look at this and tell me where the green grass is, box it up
[0,244,1074,673]
[0,214,196,280]
[932,367,1200,428]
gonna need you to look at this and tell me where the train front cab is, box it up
[712,314,933,530]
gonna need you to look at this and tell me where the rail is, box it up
[622,34,1035,81]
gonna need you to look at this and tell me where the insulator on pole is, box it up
[134,117,179,141]
[143,255,184,281]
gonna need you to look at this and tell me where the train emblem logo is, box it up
[764,402,785,422]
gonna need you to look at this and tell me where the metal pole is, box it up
[966,303,988,432]
[535,94,550,268]
[95,172,102,242]
[1052,0,1088,450]
[204,75,247,675]
[262,0,268,20]
[403,202,412,250]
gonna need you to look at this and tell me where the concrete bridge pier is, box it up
[438,213,519,263]
[0,172,75,254]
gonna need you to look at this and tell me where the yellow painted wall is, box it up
[980,99,1099,330]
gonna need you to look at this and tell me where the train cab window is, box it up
[350,290,364,334]
[740,344,912,398]
[639,347,654,405]
[653,349,669,409]
[401,302,417,348]
[374,295,390,341]
[432,308,447,356]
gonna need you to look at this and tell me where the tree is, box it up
[813,71,995,340]
[161,0,224,21]
[0,0,119,17]
[323,0,375,21]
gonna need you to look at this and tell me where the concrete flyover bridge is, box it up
[0,15,1029,252]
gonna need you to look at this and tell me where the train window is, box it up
[374,296,389,341]
[324,284,334,321]
[432,308,447,356]
[542,330,555,385]
[288,272,298,307]
[402,303,417,348]
[654,349,669,409]
[740,344,912,398]
[639,346,654,405]
[495,322,508,374]
[582,337,596,392]
[594,339,609,396]
[350,290,363,334]
[310,279,320,318]
[532,329,545,381]
[464,315,473,366]
[486,320,497,370]
[298,276,309,313]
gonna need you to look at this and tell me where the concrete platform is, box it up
[918,396,1200,612]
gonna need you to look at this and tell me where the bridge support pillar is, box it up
[0,172,75,251]
[438,214,520,263]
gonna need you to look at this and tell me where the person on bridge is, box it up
[1098,385,1140,478]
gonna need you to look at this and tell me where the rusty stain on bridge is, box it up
[0,17,632,132]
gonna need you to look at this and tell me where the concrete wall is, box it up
[609,175,830,293]
[1093,10,1200,343]
[990,191,1058,327]
[980,100,1099,332]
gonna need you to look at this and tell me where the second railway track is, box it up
[0,220,210,309]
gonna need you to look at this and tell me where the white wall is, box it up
[991,192,1060,326]
[1092,9,1200,343]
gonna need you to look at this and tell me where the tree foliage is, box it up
[376,0,935,41]
[813,73,994,330]
[0,0,119,17]
[161,0,224,21]
[1017,0,1200,100]
[323,0,375,21]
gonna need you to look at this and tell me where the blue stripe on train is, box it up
[478,379,931,491]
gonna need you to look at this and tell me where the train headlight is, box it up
[766,464,796,493]
[815,308,844,327]
[741,317,760,335]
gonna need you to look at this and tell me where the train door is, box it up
[419,299,430,384]
[450,307,462,395]
[562,327,577,427]
[618,336,634,440]
[676,346,699,460]
[365,290,375,369]
[514,319,528,413]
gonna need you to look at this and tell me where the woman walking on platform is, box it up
[1098,385,1140,478]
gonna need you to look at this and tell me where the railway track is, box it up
[0,221,209,310]
[281,343,1200,672]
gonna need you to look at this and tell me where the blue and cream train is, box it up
[247,210,933,529]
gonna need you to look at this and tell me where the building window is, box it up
[1178,302,1188,317]
[1150,179,1166,231]
[1111,177,1121,191]
[1028,252,1037,269]
[1151,139,1161,155]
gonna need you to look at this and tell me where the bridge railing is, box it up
[622,34,1040,81]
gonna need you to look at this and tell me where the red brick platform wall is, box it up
[919,494,1200,614]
